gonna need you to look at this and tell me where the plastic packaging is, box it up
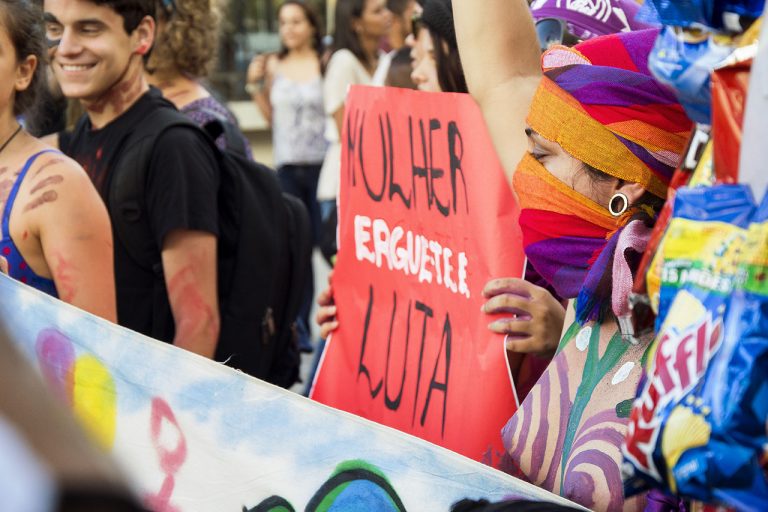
[623,186,768,511]
[649,26,735,124]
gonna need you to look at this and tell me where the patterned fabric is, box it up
[181,96,254,160]
[527,29,693,199]
[530,0,655,41]
[270,74,327,168]
[513,153,619,300]
[575,216,654,325]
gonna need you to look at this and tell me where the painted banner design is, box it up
[311,86,526,467]
[0,274,583,511]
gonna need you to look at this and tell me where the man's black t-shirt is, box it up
[66,87,219,342]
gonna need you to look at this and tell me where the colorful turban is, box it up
[526,28,693,198]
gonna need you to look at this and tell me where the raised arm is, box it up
[452,0,542,181]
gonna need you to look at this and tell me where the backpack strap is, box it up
[107,106,203,274]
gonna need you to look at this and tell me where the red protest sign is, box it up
[310,86,525,467]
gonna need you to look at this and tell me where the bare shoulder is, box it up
[25,143,90,185]
[17,144,98,216]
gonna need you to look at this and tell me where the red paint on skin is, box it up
[22,230,28,241]
[29,174,64,195]
[31,158,64,178]
[167,266,217,346]
[23,190,58,212]
[51,252,77,303]
[86,64,144,116]
[0,176,17,201]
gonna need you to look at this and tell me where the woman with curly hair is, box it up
[146,0,252,156]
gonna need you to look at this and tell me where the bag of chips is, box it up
[654,184,755,329]
[650,26,735,124]
[642,0,764,32]
[623,186,768,510]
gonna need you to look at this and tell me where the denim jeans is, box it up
[278,163,322,352]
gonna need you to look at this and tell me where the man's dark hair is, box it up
[91,0,155,33]
[0,0,46,116]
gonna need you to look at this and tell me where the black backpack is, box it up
[107,102,311,388]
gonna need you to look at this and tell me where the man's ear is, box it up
[132,15,155,56]
[15,54,38,92]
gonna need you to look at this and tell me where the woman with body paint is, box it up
[454,0,691,510]
[0,0,115,321]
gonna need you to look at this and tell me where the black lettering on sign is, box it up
[345,108,364,187]
[448,122,468,215]
[410,116,430,210]
[357,285,382,398]
[348,108,469,217]
[428,119,450,216]
[411,300,433,426]
[356,287,452,438]
[421,313,451,437]
[384,296,410,411]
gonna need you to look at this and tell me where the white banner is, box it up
[0,274,582,511]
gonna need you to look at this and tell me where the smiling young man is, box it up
[43,0,220,358]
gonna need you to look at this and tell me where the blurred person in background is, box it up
[409,0,466,93]
[372,0,417,85]
[384,46,418,88]
[316,0,391,258]
[247,0,327,355]
[145,0,253,157]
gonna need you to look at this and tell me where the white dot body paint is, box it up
[611,362,635,386]
[575,326,591,352]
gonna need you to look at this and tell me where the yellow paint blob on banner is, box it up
[72,355,117,449]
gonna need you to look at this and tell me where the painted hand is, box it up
[481,277,565,357]
[315,271,338,339]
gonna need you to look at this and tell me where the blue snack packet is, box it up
[649,27,734,124]
[623,187,768,510]
[643,0,764,32]
[655,184,755,330]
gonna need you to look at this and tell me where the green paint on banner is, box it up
[315,482,350,512]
